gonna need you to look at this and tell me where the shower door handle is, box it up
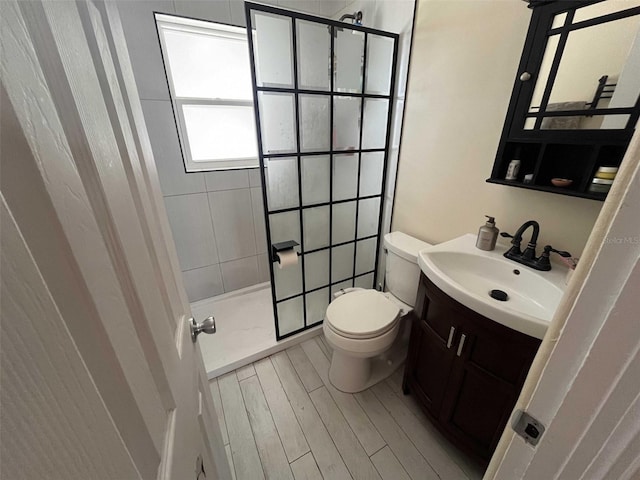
[190,316,216,342]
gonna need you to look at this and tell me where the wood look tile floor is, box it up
[210,336,485,480]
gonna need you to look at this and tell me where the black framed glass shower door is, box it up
[245,2,399,340]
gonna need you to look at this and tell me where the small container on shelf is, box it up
[594,166,618,180]
[588,178,614,194]
[551,178,573,188]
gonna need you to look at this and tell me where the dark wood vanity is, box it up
[403,274,541,465]
[488,0,640,201]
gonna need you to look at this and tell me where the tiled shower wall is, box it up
[117,0,350,302]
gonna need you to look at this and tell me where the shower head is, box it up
[339,11,363,26]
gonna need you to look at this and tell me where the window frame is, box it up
[155,13,259,171]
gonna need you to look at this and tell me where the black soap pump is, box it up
[476,216,499,251]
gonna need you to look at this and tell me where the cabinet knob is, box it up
[519,72,532,81]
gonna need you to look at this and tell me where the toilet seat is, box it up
[326,290,400,340]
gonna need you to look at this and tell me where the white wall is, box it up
[116,0,348,302]
[393,0,603,258]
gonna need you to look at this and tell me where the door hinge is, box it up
[512,409,545,446]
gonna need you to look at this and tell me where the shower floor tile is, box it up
[192,282,321,378]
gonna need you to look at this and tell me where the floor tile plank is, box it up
[290,452,323,480]
[301,338,386,456]
[270,351,352,480]
[218,372,265,480]
[240,375,293,480]
[254,357,310,462]
[236,363,257,381]
[310,387,381,480]
[354,389,438,480]
[370,446,410,480]
[225,444,237,480]
[209,378,229,445]
[372,381,469,480]
[317,335,333,360]
[286,345,323,392]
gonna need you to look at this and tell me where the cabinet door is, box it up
[405,279,460,418]
[440,319,540,460]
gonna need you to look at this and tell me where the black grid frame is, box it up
[245,2,399,340]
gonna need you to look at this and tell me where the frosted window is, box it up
[357,197,380,238]
[259,92,297,154]
[332,201,356,244]
[274,259,303,300]
[303,206,330,251]
[365,35,394,95]
[162,29,252,100]
[269,211,301,245]
[182,105,257,161]
[354,273,374,289]
[333,154,359,201]
[359,152,384,197]
[331,244,354,283]
[277,297,304,335]
[362,99,389,149]
[297,20,331,91]
[266,157,299,211]
[304,250,330,291]
[335,29,364,93]
[253,12,294,88]
[355,238,376,275]
[334,97,361,151]
[301,156,330,205]
[300,95,330,152]
[306,288,329,325]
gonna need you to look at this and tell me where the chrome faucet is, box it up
[501,220,571,271]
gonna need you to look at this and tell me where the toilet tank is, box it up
[384,232,432,307]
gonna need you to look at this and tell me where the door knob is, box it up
[190,316,216,342]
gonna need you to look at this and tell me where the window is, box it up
[156,14,258,171]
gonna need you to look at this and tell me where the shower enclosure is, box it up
[245,3,399,340]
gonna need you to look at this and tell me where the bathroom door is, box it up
[1,1,230,479]
[245,2,399,340]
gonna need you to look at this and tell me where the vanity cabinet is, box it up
[403,274,541,464]
[488,1,640,201]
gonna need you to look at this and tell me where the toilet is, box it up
[323,231,431,393]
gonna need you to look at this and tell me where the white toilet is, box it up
[323,231,431,393]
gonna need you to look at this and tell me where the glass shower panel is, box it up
[359,152,384,196]
[303,206,330,251]
[297,20,331,91]
[332,154,359,201]
[266,157,299,210]
[300,95,330,152]
[365,34,394,95]
[334,97,361,151]
[357,197,381,238]
[306,288,330,326]
[258,92,297,154]
[332,201,356,244]
[301,155,330,205]
[355,237,377,275]
[246,3,397,339]
[361,98,389,149]
[277,297,304,336]
[335,29,364,93]
[252,11,294,88]
[304,250,330,291]
[269,211,301,244]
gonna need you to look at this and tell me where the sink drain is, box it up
[490,289,509,301]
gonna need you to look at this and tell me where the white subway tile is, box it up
[183,264,224,302]
[209,189,257,261]
[220,256,260,292]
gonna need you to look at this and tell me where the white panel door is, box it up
[0,1,230,479]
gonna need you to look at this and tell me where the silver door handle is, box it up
[457,334,466,357]
[190,316,216,342]
[447,326,456,348]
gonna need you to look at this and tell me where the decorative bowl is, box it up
[551,178,573,187]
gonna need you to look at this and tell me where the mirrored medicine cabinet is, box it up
[488,0,640,200]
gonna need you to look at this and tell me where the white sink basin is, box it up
[418,234,567,339]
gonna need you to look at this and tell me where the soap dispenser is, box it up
[476,216,499,251]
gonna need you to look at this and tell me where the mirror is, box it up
[526,2,640,130]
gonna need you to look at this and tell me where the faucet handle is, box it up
[500,232,513,238]
[542,245,572,258]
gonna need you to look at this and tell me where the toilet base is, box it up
[328,337,409,393]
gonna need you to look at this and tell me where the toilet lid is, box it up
[326,290,400,339]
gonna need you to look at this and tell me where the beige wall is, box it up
[392,0,603,257]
